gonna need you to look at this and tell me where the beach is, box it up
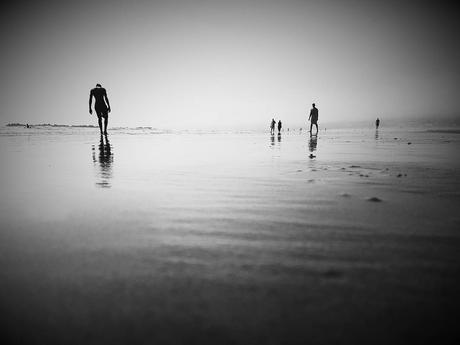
[1,125,459,344]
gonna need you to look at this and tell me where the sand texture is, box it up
[1,126,459,344]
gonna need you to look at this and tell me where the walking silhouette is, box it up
[89,83,111,135]
[270,118,276,135]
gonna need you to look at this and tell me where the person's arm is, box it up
[308,110,312,121]
[104,91,111,113]
[89,90,93,114]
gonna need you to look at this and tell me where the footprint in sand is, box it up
[339,193,351,198]
[367,197,382,202]
[322,269,343,279]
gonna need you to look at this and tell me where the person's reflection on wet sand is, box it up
[277,132,282,143]
[270,134,275,147]
[309,135,318,152]
[92,134,113,188]
[308,135,318,158]
[375,129,380,140]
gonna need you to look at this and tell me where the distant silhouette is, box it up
[92,134,113,188]
[308,103,319,135]
[270,118,276,135]
[278,120,282,134]
[26,124,29,128]
[89,83,111,135]
[375,117,380,129]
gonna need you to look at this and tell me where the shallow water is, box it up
[1,125,459,344]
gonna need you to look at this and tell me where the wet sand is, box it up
[1,126,460,344]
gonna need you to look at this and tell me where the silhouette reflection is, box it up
[270,134,275,147]
[92,135,113,188]
[307,135,318,159]
[308,135,318,153]
[277,133,282,143]
[375,129,379,140]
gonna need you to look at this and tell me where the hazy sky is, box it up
[1,0,459,129]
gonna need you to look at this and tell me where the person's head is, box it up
[96,83,102,88]
[312,103,316,108]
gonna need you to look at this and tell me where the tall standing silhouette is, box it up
[270,118,276,135]
[308,103,319,135]
[89,83,111,135]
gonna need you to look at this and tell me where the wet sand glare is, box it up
[1,126,459,344]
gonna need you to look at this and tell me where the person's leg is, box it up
[310,123,313,133]
[104,116,108,134]
[315,123,318,134]
[98,116,103,134]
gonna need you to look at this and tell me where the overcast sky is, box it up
[1,0,459,129]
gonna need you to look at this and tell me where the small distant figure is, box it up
[26,124,30,128]
[277,120,282,134]
[89,83,111,135]
[375,117,380,129]
[270,118,276,135]
[308,103,319,135]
